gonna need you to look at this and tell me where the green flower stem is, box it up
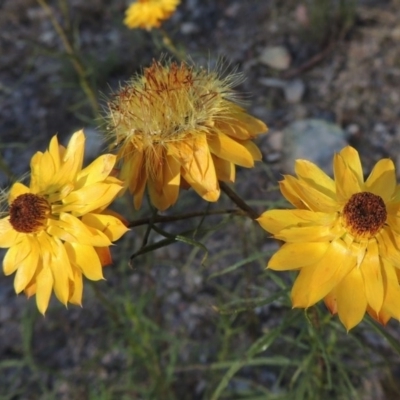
[36,0,99,118]
[219,181,260,220]
[128,208,241,228]
[157,28,186,61]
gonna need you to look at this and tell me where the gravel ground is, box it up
[1,0,400,399]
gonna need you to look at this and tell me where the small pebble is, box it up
[283,79,305,103]
[259,46,291,70]
[180,22,200,35]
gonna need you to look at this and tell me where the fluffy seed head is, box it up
[106,60,241,151]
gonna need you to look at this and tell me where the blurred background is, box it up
[1,0,400,399]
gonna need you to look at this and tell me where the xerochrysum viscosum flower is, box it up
[258,146,400,330]
[0,130,128,314]
[106,60,268,211]
[124,0,180,30]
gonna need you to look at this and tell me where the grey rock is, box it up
[345,123,360,137]
[283,79,305,103]
[258,77,286,88]
[282,119,347,174]
[180,22,200,35]
[258,46,291,70]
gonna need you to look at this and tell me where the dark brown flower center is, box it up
[342,192,387,238]
[9,193,50,233]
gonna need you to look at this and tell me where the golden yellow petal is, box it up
[35,265,54,315]
[277,225,338,243]
[47,213,111,247]
[364,159,396,202]
[228,105,268,136]
[41,150,57,183]
[147,182,165,209]
[24,279,36,298]
[386,214,400,235]
[147,147,167,210]
[386,199,400,220]
[46,238,73,305]
[268,242,329,271]
[62,130,85,177]
[368,307,391,326]
[212,154,235,182]
[279,179,308,209]
[323,291,337,314]
[60,183,123,216]
[162,154,181,208]
[360,239,383,313]
[48,134,60,171]
[379,258,400,320]
[13,236,40,294]
[281,175,339,212]
[0,217,23,248]
[95,246,113,266]
[76,154,117,188]
[179,136,220,201]
[133,169,147,210]
[333,152,362,203]
[336,267,367,331]
[208,132,255,168]
[294,160,336,198]
[182,169,220,201]
[29,152,42,192]
[64,242,103,281]
[81,213,129,242]
[291,239,357,307]
[237,140,262,162]
[257,209,337,236]
[376,227,400,266]
[120,150,144,193]
[50,130,85,189]
[68,267,83,305]
[8,182,30,204]
[3,237,32,276]
[339,146,364,185]
[214,120,251,140]
[30,149,57,193]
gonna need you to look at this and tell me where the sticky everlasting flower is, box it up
[258,146,400,330]
[107,60,267,211]
[0,130,128,314]
[124,0,180,30]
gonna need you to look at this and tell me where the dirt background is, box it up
[1,0,400,399]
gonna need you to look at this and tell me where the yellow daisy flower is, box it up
[257,146,400,330]
[124,0,180,30]
[106,60,267,211]
[0,130,128,314]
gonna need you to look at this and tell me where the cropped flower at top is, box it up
[0,131,128,314]
[124,0,180,30]
[106,60,268,211]
[257,146,400,330]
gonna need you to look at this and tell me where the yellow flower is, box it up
[106,60,267,211]
[124,0,180,30]
[257,146,400,330]
[0,130,128,314]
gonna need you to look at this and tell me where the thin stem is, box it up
[36,0,99,118]
[157,28,186,61]
[219,182,260,220]
[128,208,241,228]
